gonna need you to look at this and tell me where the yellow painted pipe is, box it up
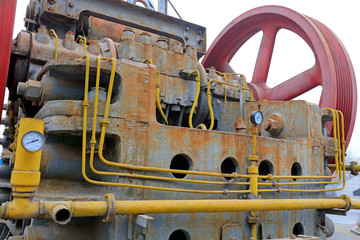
[328,163,360,172]
[3,198,359,220]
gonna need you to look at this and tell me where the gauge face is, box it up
[250,111,263,125]
[21,131,45,152]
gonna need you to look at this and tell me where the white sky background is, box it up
[12,0,360,158]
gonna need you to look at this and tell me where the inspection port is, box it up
[169,229,191,240]
[293,222,304,236]
[170,154,192,178]
[221,157,238,180]
[258,160,274,180]
[291,162,302,181]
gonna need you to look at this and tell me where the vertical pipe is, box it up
[0,0,17,120]
[248,125,259,240]
[158,0,168,13]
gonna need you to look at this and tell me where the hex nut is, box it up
[17,80,42,101]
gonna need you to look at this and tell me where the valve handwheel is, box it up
[202,6,357,149]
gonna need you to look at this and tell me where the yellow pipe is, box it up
[80,57,251,193]
[251,211,257,240]
[222,72,227,103]
[82,57,343,193]
[3,197,359,220]
[141,59,168,124]
[156,71,168,124]
[188,70,201,128]
[206,78,255,130]
[213,71,255,102]
[48,29,58,59]
[248,125,259,240]
[207,80,215,130]
[84,59,249,187]
[258,110,346,192]
[76,35,87,56]
[89,62,251,179]
[328,163,360,172]
[258,108,341,181]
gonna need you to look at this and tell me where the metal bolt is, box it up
[156,37,168,49]
[48,7,55,11]
[17,82,26,96]
[68,12,73,17]
[185,26,190,31]
[69,1,74,7]
[139,32,151,44]
[122,27,135,40]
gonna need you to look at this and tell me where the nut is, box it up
[69,1,74,7]
[263,114,283,136]
[17,80,42,101]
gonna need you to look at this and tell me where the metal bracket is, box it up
[322,195,352,216]
[350,161,359,176]
[246,215,260,224]
[103,193,116,222]
[127,214,154,240]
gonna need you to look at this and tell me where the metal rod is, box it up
[167,0,182,19]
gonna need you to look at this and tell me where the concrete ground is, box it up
[327,209,360,240]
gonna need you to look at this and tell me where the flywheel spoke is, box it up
[252,26,278,85]
[270,65,321,100]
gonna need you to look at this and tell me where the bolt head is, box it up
[69,1,74,7]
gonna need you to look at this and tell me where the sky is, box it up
[12,0,360,158]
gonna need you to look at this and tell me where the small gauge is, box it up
[250,111,263,125]
[21,131,45,152]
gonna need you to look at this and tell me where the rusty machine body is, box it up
[0,0,358,239]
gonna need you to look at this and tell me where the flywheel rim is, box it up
[202,5,357,148]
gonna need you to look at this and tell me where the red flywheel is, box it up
[202,5,357,149]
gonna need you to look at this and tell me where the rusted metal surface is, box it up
[17,59,329,239]
[1,1,354,239]
[25,0,206,56]
[202,6,357,149]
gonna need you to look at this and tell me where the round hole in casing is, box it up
[170,154,192,178]
[169,229,190,240]
[291,162,302,181]
[258,160,274,181]
[221,157,238,180]
[293,222,304,236]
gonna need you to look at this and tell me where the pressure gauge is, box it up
[21,131,45,152]
[250,111,263,125]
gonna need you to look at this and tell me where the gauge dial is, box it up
[250,111,263,125]
[21,131,45,152]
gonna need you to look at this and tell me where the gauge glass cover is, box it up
[21,131,44,152]
[250,111,263,125]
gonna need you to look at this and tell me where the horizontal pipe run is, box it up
[2,197,360,220]
[328,163,360,172]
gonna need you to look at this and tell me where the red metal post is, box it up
[0,0,17,118]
